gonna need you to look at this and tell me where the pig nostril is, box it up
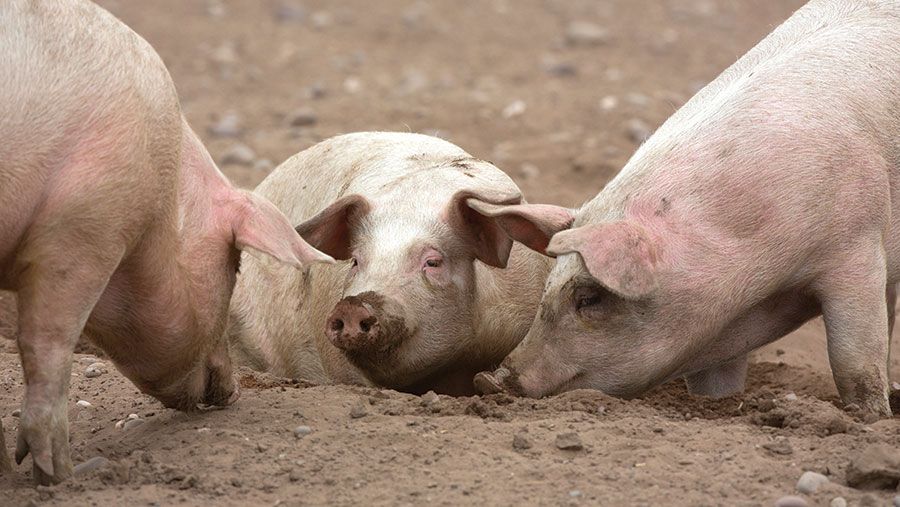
[330,319,344,333]
[359,320,370,333]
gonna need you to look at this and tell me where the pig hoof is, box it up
[474,370,505,395]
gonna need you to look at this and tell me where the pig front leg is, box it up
[684,355,748,398]
[14,238,124,485]
[817,248,892,416]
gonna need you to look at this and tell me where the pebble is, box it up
[569,490,581,498]
[273,1,306,23]
[343,77,362,94]
[301,82,327,100]
[564,21,611,46]
[220,144,256,166]
[502,100,526,119]
[555,432,583,451]
[541,57,577,77]
[512,433,532,451]
[796,471,829,494]
[774,496,808,507]
[78,357,99,365]
[784,393,798,401]
[600,95,618,111]
[420,391,440,407]
[893,495,900,507]
[286,108,318,127]
[84,362,105,378]
[123,418,145,430]
[12,409,21,417]
[846,443,900,489]
[625,118,651,144]
[892,381,900,391]
[349,400,369,419]
[73,456,110,476]
[829,497,847,507]
[76,400,92,408]
[294,425,312,438]
[207,112,242,137]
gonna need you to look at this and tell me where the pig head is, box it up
[296,185,525,392]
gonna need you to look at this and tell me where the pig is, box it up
[0,0,331,484]
[474,0,899,416]
[228,132,556,395]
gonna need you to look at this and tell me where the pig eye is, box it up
[351,258,359,268]
[424,259,442,268]
[574,286,604,314]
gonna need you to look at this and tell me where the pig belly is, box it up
[681,291,821,378]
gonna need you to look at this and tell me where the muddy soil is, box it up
[3,1,899,505]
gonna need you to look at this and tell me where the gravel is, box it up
[123,418,145,430]
[774,496,808,507]
[795,471,829,494]
[294,425,312,438]
[555,432,583,451]
[829,497,846,507]
[512,433,533,451]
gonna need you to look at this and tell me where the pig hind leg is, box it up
[817,244,892,416]
[13,207,127,484]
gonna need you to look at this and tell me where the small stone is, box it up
[846,443,900,489]
[273,2,306,22]
[220,144,256,166]
[286,108,318,127]
[555,432,583,451]
[310,10,333,29]
[762,437,793,456]
[293,426,312,438]
[207,112,242,137]
[349,400,369,419]
[774,496,808,507]
[600,95,618,110]
[829,497,847,507]
[301,82,327,100]
[197,427,210,434]
[289,469,302,482]
[256,442,268,453]
[123,418,145,430]
[12,409,21,417]
[343,77,362,94]
[893,495,900,507]
[127,413,139,420]
[796,471,829,494]
[541,57,577,77]
[420,391,440,406]
[84,367,103,378]
[74,456,110,476]
[625,118,651,144]
[564,21,610,46]
[892,381,900,391]
[569,490,581,498]
[512,433,532,451]
[502,100,526,119]
[784,393,798,401]
[76,400,91,408]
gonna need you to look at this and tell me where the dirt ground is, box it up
[3,0,900,505]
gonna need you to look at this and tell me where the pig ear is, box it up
[465,200,574,256]
[546,221,659,299]
[232,191,335,268]
[294,194,373,260]
[445,190,524,268]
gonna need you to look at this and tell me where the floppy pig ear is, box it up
[294,194,373,260]
[466,200,574,256]
[445,190,525,268]
[233,192,334,268]
[546,221,659,299]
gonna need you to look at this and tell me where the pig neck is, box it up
[91,122,231,376]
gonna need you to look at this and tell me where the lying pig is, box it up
[0,0,330,484]
[228,132,555,395]
[474,0,899,416]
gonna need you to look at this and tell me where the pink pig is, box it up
[0,0,330,484]
[475,0,899,416]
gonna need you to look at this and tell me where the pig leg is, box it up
[684,355,748,398]
[818,248,891,416]
[14,230,125,484]
[887,282,897,381]
[0,419,10,473]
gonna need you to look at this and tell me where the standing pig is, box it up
[228,132,556,395]
[0,0,330,484]
[474,0,899,416]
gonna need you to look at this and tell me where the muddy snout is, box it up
[473,366,522,396]
[326,293,401,354]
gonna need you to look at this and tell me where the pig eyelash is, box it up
[424,259,442,268]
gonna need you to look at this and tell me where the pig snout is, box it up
[327,298,382,351]
[473,366,525,396]
[325,292,405,355]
